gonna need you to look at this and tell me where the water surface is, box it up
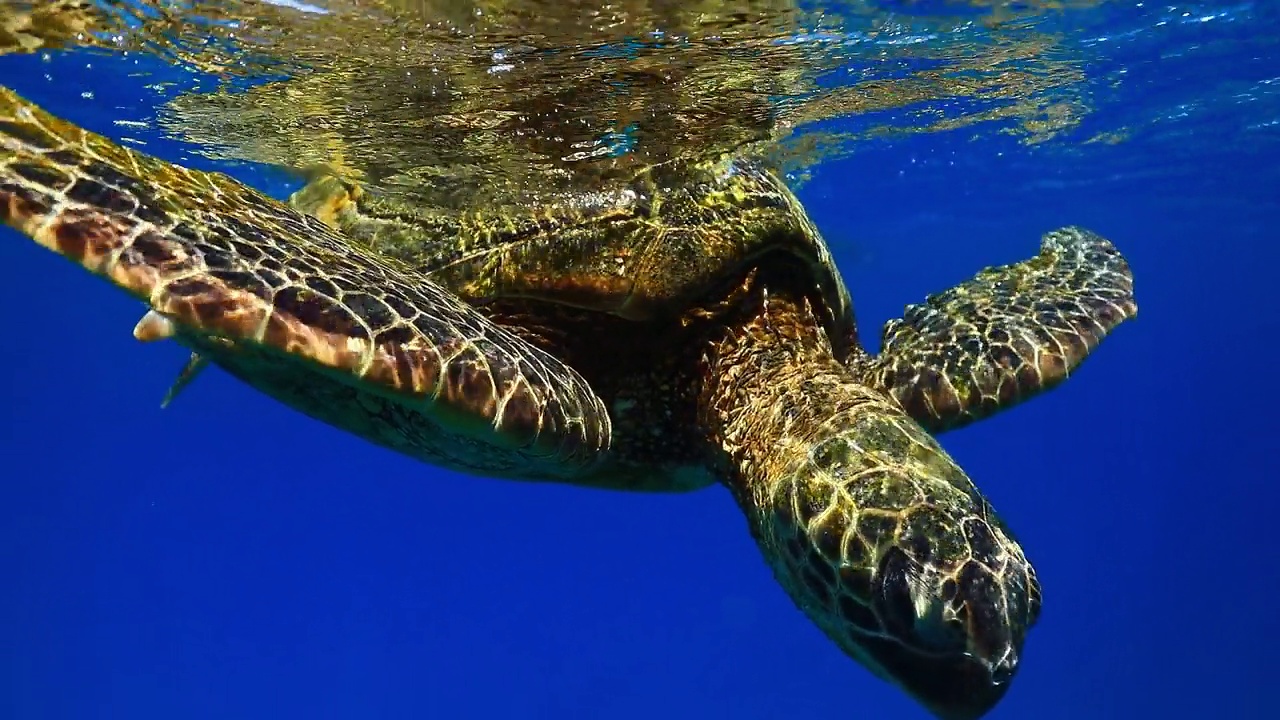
[0,1,1275,718]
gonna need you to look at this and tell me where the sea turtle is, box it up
[0,85,1137,720]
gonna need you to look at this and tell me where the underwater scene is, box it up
[0,1,1274,718]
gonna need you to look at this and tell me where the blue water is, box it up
[1,2,1276,719]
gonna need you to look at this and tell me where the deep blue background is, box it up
[1,3,1276,719]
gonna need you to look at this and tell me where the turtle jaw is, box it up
[752,466,1041,720]
[855,540,1038,720]
[884,653,1015,720]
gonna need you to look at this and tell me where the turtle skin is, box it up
[0,85,1136,720]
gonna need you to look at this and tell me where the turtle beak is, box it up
[916,652,1018,720]
[864,545,1036,720]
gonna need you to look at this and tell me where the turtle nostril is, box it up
[987,647,1018,685]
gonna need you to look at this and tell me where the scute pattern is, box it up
[0,85,611,478]
[864,226,1137,432]
[292,157,857,355]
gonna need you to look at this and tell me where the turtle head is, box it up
[690,253,1044,719]
[858,511,1042,720]
[749,421,1042,720]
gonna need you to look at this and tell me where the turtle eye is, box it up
[873,547,919,640]
[873,546,966,653]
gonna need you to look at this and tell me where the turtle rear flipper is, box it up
[861,227,1137,432]
[0,85,611,479]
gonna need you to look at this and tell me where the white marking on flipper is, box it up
[133,310,176,342]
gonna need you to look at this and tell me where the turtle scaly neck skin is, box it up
[696,283,1042,720]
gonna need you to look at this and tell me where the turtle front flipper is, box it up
[0,85,611,480]
[859,227,1137,433]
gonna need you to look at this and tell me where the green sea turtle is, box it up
[0,85,1136,719]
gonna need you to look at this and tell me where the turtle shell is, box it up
[290,155,858,357]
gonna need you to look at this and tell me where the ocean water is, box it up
[0,2,1275,719]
